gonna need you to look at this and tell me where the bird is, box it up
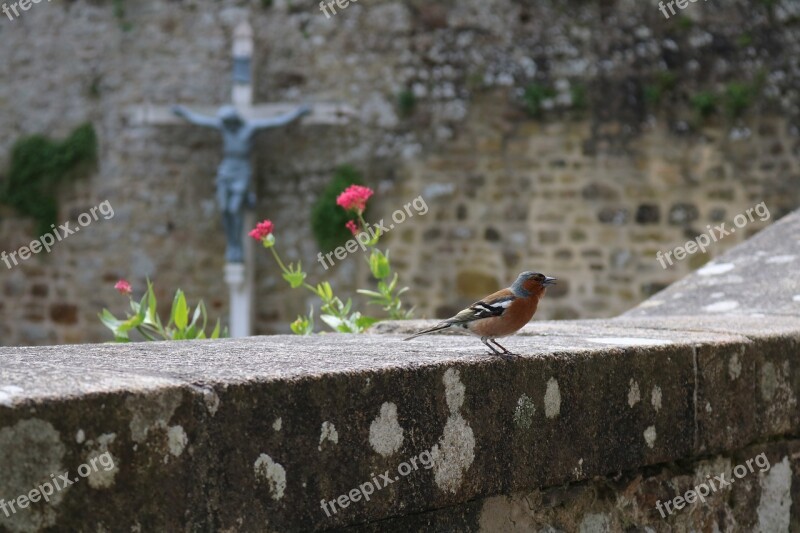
[404,271,557,356]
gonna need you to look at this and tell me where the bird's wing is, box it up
[446,292,517,325]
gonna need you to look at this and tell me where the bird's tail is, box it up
[403,323,451,341]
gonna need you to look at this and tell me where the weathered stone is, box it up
[455,271,499,300]
[635,204,660,224]
[484,227,501,242]
[31,284,49,298]
[597,207,629,224]
[668,203,699,225]
[49,304,79,325]
[582,182,619,201]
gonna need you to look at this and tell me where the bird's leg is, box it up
[491,339,515,355]
[481,337,503,355]
[491,339,517,359]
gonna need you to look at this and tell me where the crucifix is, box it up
[126,20,353,338]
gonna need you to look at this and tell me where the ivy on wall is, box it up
[0,123,97,235]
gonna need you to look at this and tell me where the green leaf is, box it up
[172,290,188,330]
[318,282,333,301]
[355,315,380,330]
[99,309,123,333]
[282,269,307,289]
[368,249,391,279]
[364,226,381,246]
[320,314,343,331]
[291,306,315,335]
[189,300,206,331]
[211,319,221,339]
[117,312,144,333]
[356,289,384,298]
[142,280,159,327]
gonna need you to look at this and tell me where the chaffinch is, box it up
[404,271,557,356]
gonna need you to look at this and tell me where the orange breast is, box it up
[467,297,539,338]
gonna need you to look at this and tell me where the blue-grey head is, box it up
[510,271,557,297]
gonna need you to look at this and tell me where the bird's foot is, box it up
[491,339,515,355]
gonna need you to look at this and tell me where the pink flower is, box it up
[336,185,373,214]
[249,220,274,241]
[114,279,132,295]
[345,220,360,236]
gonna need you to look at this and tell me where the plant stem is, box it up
[269,246,290,274]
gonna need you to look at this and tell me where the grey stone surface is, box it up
[346,440,800,532]
[1,314,799,530]
[624,209,800,319]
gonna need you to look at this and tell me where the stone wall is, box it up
[1,0,799,345]
[0,209,797,531]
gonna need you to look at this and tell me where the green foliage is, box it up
[644,71,677,106]
[466,70,485,91]
[643,86,660,106]
[570,83,588,111]
[0,123,97,235]
[724,82,753,118]
[313,281,379,333]
[523,83,556,117]
[686,82,755,121]
[736,32,753,48]
[397,90,417,118]
[290,307,314,335]
[358,271,413,320]
[690,91,717,119]
[676,15,694,31]
[310,165,364,252]
[88,76,102,99]
[99,280,224,342]
[258,182,414,334]
[112,0,133,31]
[260,0,273,8]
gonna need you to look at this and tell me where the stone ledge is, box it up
[1,316,799,531]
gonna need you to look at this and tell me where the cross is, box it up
[125,20,353,338]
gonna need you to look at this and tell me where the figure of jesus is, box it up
[172,103,311,263]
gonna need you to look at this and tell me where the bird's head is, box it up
[511,271,557,297]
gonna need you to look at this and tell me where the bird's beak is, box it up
[543,276,557,286]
